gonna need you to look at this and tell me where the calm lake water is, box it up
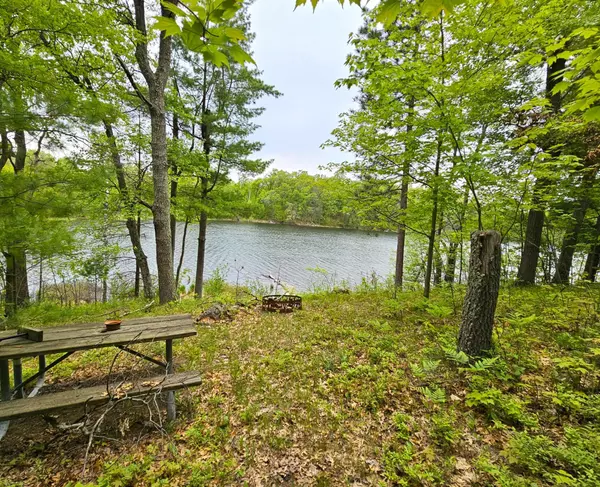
[136,221,398,292]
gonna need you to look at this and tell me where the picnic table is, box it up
[0,314,201,440]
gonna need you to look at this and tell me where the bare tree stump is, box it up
[458,230,501,357]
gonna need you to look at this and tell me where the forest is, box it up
[1,0,600,485]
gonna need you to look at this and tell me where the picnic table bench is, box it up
[0,314,201,439]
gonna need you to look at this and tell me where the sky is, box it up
[248,0,364,175]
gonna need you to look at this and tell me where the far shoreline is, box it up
[210,218,393,233]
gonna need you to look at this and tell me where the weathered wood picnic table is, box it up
[0,314,201,439]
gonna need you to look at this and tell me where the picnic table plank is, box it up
[0,314,193,340]
[0,371,202,421]
[0,315,196,360]
[0,325,196,360]
[17,317,194,342]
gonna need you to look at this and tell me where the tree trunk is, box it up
[394,224,407,294]
[553,162,597,284]
[130,0,176,304]
[104,121,154,299]
[134,215,141,297]
[170,110,180,260]
[0,125,8,172]
[3,250,29,317]
[195,209,208,298]
[424,137,442,298]
[4,129,30,315]
[445,242,458,283]
[516,195,545,285]
[149,97,176,303]
[583,215,600,282]
[394,163,409,294]
[125,218,154,299]
[175,217,189,289]
[553,200,589,284]
[394,97,414,295]
[434,211,444,286]
[458,230,501,357]
[516,58,565,285]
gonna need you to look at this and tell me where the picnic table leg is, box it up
[0,360,11,440]
[166,339,176,421]
[0,359,9,402]
[13,359,23,399]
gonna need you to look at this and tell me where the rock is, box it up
[198,303,231,323]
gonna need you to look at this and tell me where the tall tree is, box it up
[171,10,279,296]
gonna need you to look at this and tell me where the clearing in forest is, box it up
[1,286,599,486]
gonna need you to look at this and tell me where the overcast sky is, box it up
[248,0,363,175]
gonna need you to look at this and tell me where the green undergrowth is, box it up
[1,284,600,486]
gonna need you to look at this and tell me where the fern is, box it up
[419,386,446,404]
[463,356,500,373]
[445,349,470,365]
[425,303,453,319]
[410,359,440,378]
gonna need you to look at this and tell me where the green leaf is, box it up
[375,0,403,26]
[224,27,246,41]
[570,27,599,40]
[229,44,255,65]
[526,53,544,66]
[213,50,230,67]
[161,0,187,17]
[551,81,570,94]
[420,0,463,17]
[153,16,181,37]
[583,106,600,122]
[181,21,206,51]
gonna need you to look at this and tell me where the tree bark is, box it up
[446,184,470,283]
[583,215,600,282]
[175,217,189,289]
[130,0,176,304]
[552,163,598,284]
[394,163,409,293]
[0,125,8,172]
[424,137,442,298]
[445,242,458,283]
[195,208,208,298]
[103,121,154,299]
[516,193,545,285]
[516,58,565,285]
[149,97,176,303]
[434,211,444,286]
[458,230,501,357]
[134,215,141,297]
[4,129,30,315]
[170,110,180,259]
[552,200,589,284]
[394,97,414,294]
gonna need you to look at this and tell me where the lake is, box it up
[138,221,399,292]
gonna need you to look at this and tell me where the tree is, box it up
[169,7,279,297]
[328,0,540,296]
[116,0,258,303]
[457,230,501,356]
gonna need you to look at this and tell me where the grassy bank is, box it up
[1,285,600,486]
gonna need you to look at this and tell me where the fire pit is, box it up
[262,295,302,313]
